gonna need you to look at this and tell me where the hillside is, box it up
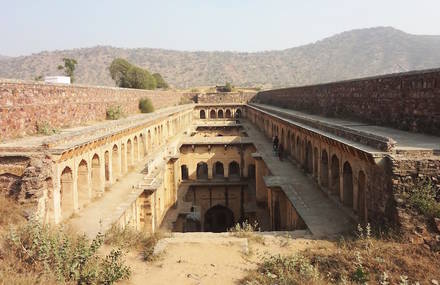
[1,27,440,88]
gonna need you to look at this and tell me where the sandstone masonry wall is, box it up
[253,69,440,135]
[197,92,256,103]
[0,80,188,140]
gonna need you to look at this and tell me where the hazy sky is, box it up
[1,0,440,56]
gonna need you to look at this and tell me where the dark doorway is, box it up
[200,110,206,119]
[181,165,189,180]
[213,161,224,178]
[204,205,234,232]
[196,162,208,179]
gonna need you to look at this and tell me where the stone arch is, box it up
[286,130,291,155]
[225,109,231,118]
[343,162,354,207]
[305,141,313,173]
[210,109,217,119]
[330,155,340,195]
[91,154,101,197]
[235,108,242,118]
[104,151,110,182]
[133,136,139,162]
[44,177,54,224]
[77,159,89,209]
[112,145,120,178]
[127,139,133,166]
[60,167,74,220]
[281,128,285,148]
[290,133,295,156]
[181,164,189,180]
[228,161,240,179]
[358,170,367,222]
[204,204,234,232]
[121,143,126,174]
[213,161,224,178]
[139,133,146,157]
[320,150,329,187]
[148,130,152,150]
[196,162,208,180]
[200,110,206,119]
[218,109,224,118]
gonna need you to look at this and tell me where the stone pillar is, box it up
[253,154,268,207]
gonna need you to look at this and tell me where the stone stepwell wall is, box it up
[197,92,256,103]
[0,80,190,140]
[253,69,440,136]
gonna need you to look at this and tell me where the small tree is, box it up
[139,97,155,113]
[109,58,132,87]
[58,58,78,83]
[152,73,169,89]
[126,66,156,90]
[224,82,233,92]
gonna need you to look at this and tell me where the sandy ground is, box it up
[120,234,334,285]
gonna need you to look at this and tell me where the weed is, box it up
[406,180,440,219]
[138,97,155,113]
[229,220,264,244]
[106,105,124,120]
[36,121,58,135]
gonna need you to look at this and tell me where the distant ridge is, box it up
[1,27,440,88]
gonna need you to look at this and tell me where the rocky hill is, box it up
[1,27,440,88]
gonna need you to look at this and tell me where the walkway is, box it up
[242,120,354,237]
[66,132,186,239]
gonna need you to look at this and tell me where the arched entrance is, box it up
[330,155,340,195]
[196,162,208,179]
[210,110,217,119]
[91,154,101,197]
[228,161,240,179]
[204,205,234,232]
[112,145,120,178]
[200,110,206,119]
[218,109,224,118]
[181,165,189,180]
[104,151,110,182]
[60,167,74,220]
[77,159,89,209]
[343,162,353,207]
[225,109,231,118]
[320,150,329,187]
[305,141,313,173]
[235,109,242,118]
[213,162,224,178]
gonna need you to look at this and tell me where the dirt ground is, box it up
[120,234,334,285]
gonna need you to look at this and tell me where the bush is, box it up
[406,180,440,219]
[139,97,155,113]
[3,220,130,284]
[36,121,58,135]
[106,105,124,120]
[152,73,169,89]
[109,58,157,90]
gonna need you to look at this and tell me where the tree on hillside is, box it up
[152,73,169,89]
[109,58,132,87]
[57,58,78,83]
[224,82,233,92]
[109,58,157,90]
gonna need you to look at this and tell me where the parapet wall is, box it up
[0,80,189,140]
[253,69,440,136]
[197,92,256,104]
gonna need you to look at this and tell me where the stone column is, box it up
[253,153,268,207]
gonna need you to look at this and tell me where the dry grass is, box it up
[104,225,164,262]
[243,225,440,285]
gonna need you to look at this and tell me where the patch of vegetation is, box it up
[242,224,440,284]
[405,180,440,219]
[138,97,155,113]
[105,225,162,262]
[109,58,168,90]
[106,105,124,120]
[36,121,58,135]
[152,73,169,89]
[57,58,77,83]
[229,220,264,244]
[1,220,130,284]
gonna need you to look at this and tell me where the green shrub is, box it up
[407,181,440,219]
[36,121,58,135]
[4,220,130,284]
[139,97,155,113]
[106,105,124,120]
